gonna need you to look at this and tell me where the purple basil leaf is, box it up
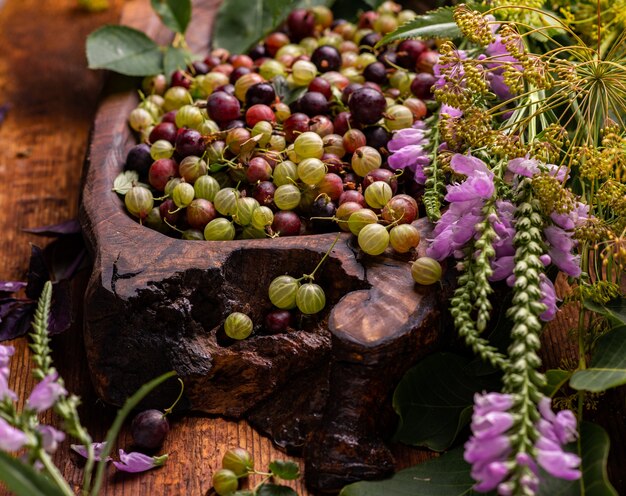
[44,236,87,281]
[0,298,20,320]
[23,219,81,237]
[0,103,10,127]
[0,300,35,342]
[0,281,27,297]
[49,280,73,336]
[26,245,49,300]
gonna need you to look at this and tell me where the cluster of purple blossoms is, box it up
[426,154,494,261]
[426,153,586,321]
[386,120,431,186]
[0,342,166,474]
[465,392,581,494]
[0,344,67,453]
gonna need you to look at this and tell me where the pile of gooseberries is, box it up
[116,0,440,260]
[116,1,445,339]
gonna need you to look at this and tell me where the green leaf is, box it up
[584,296,626,326]
[86,25,163,76]
[163,45,191,80]
[213,0,333,55]
[112,170,139,194]
[272,76,307,106]
[570,326,626,392]
[269,460,300,480]
[537,422,617,496]
[579,422,617,495]
[377,7,460,47]
[339,447,473,496]
[392,352,501,451]
[542,369,572,397]
[0,452,67,496]
[150,0,191,34]
[256,483,298,496]
[209,162,228,173]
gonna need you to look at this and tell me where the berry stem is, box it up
[303,232,341,281]
[163,378,185,417]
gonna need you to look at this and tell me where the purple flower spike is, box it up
[37,425,65,454]
[27,372,67,412]
[112,450,168,473]
[0,417,28,451]
[465,392,515,493]
[71,441,112,461]
[387,122,431,187]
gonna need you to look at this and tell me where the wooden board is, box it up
[0,0,625,494]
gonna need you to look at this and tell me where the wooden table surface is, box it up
[0,0,624,495]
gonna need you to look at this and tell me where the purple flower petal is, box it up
[536,449,581,480]
[471,461,510,492]
[440,104,463,118]
[71,442,111,461]
[446,172,495,201]
[0,417,28,451]
[474,392,515,414]
[1,345,17,401]
[539,275,558,321]
[508,157,540,177]
[553,410,578,444]
[544,226,574,252]
[490,256,515,281]
[488,73,514,101]
[387,145,426,170]
[37,425,65,454]
[450,154,492,177]
[471,411,515,439]
[548,247,581,278]
[464,433,511,464]
[27,372,67,412]
[387,128,427,151]
[112,450,168,473]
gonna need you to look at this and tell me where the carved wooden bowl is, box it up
[79,0,446,491]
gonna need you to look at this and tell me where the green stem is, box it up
[39,450,75,496]
[304,232,341,280]
[81,442,95,496]
[89,371,177,496]
[577,243,590,420]
[163,378,185,416]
